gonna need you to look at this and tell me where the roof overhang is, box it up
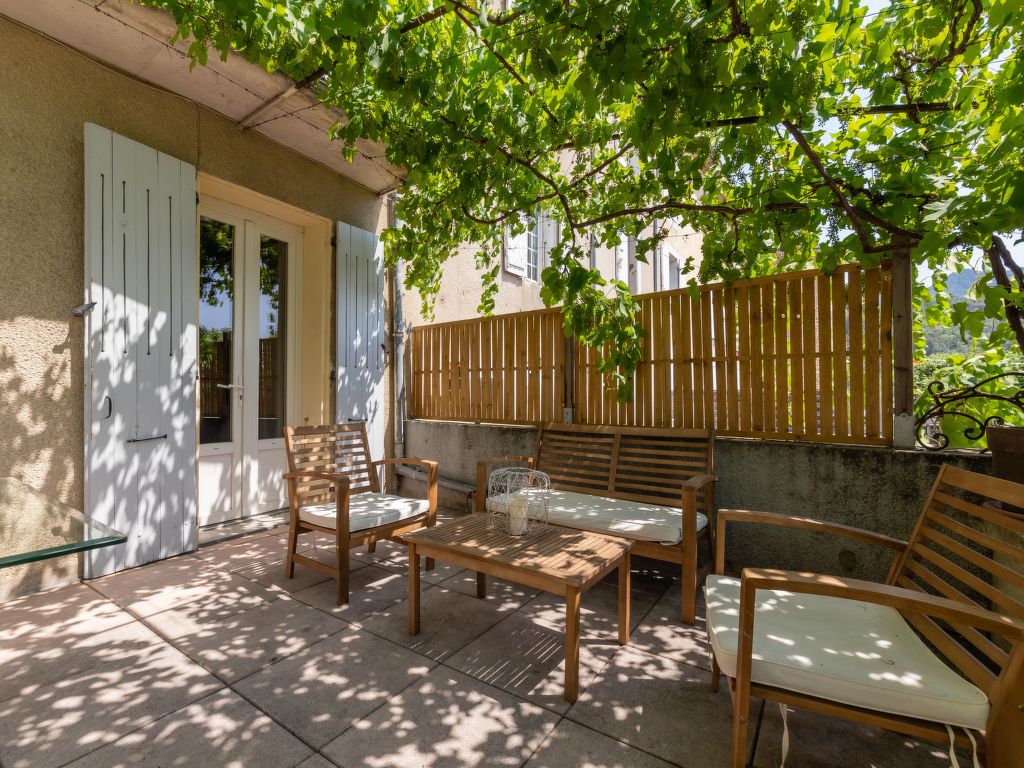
[0,0,405,195]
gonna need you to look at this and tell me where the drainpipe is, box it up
[389,193,406,459]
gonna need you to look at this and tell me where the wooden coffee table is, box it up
[405,514,633,702]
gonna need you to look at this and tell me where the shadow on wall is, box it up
[0,338,82,599]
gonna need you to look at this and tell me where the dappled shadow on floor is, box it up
[0,528,968,768]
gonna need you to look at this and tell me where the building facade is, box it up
[0,0,402,598]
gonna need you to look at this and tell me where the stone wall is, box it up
[400,420,992,580]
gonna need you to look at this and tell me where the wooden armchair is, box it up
[707,464,1024,768]
[283,423,438,605]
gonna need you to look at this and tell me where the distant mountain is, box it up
[945,269,978,300]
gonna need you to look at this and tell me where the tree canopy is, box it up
[153,0,1024,398]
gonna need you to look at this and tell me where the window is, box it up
[614,233,627,284]
[504,210,542,281]
[665,247,681,290]
[527,215,540,281]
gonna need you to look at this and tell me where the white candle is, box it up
[509,495,529,535]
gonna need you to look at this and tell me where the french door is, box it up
[197,202,300,525]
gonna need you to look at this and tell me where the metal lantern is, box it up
[486,468,550,537]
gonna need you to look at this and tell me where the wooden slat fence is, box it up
[409,308,565,425]
[199,336,282,419]
[409,262,894,445]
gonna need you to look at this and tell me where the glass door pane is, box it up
[199,217,235,445]
[258,236,287,440]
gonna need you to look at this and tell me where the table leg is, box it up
[476,571,487,599]
[564,586,581,703]
[408,543,421,636]
[618,552,631,646]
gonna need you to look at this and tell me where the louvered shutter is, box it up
[504,228,528,276]
[336,222,386,460]
[84,124,197,577]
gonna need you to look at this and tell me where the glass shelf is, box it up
[0,478,127,569]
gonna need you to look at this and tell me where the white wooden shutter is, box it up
[336,222,386,460]
[504,227,528,276]
[84,124,197,577]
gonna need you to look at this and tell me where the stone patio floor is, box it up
[1,512,955,768]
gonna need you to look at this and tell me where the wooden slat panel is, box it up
[831,271,848,438]
[864,268,881,438]
[816,274,833,437]
[848,270,865,439]
[801,276,817,436]
[737,284,751,432]
[880,268,894,442]
[760,282,775,434]
[788,277,804,435]
[408,264,893,445]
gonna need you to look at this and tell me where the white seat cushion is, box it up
[704,575,990,731]
[299,492,429,532]
[487,489,705,544]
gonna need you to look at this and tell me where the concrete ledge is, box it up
[400,419,992,579]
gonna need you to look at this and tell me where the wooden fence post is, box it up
[891,249,915,448]
[563,332,576,423]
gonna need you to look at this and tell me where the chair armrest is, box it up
[715,508,907,574]
[371,459,438,514]
[475,455,536,513]
[738,567,1024,644]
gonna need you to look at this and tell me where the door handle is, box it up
[216,383,244,390]
[127,434,168,444]
[102,395,112,419]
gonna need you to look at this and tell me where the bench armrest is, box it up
[683,474,718,492]
[373,458,438,515]
[715,508,907,575]
[475,455,536,513]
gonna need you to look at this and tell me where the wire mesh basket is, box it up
[486,468,550,537]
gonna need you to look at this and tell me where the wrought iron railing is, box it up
[915,372,1024,450]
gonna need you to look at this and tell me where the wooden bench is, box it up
[708,464,1024,767]
[283,422,439,605]
[476,423,716,623]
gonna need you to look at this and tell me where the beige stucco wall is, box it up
[0,17,389,598]
[403,221,703,327]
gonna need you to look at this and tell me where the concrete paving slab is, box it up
[628,587,712,670]
[290,565,412,624]
[437,569,540,610]
[232,626,434,749]
[90,555,280,618]
[146,596,348,683]
[63,688,311,768]
[0,618,165,704]
[0,638,222,768]
[445,610,619,715]
[358,585,514,662]
[0,583,133,644]
[321,666,559,768]
[524,719,678,768]
[518,579,661,642]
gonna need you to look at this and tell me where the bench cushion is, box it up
[487,489,705,544]
[299,493,430,532]
[704,575,990,731]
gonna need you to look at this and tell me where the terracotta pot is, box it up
[988,426,1024,515]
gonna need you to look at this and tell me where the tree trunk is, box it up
[987,234,1024,356]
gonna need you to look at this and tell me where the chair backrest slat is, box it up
[534,423,713,510]
[891,464,1024,697]
[283,423,377,508]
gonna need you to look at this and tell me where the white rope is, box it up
[778,703,790,768]
[944,724,982,768]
